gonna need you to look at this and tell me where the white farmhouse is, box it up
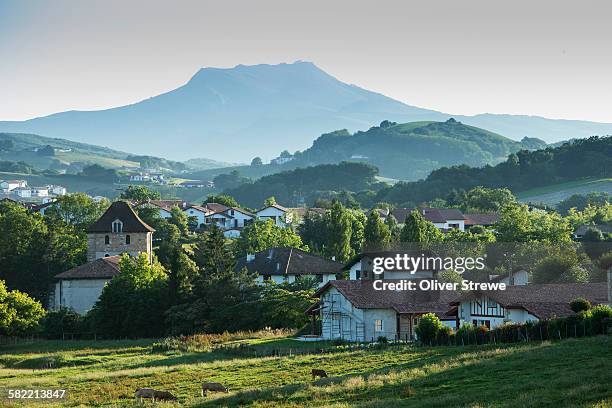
[390,208,466,232]
[452,282,608,329]
[0,180,27,192]
[236,247,342,287]
[256,204,291,227]
[12,187,32,198]
[314,280,458,342]
[52,256,121,314]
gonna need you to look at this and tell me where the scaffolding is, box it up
[320,293,365,342]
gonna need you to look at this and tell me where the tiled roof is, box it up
[236,247,343,276]
[148,200,190,212]
[87,201,155,233]
[288,207,326,217]
[316,279,459,316]
[258,203,289,213]
[391,208,464,224]
[464,213,500,226]
[203,202,229,213]
[451,282,608,319]
[55,256,121,279]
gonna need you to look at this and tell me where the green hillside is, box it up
[0,132,139,171]
[517,178,612,205]
[0,335,609,407]
[285,118,528,180]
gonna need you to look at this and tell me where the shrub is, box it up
[436,325,453,345]
[376,336,388,344]
[415,313,443,345]
[589,305,612,335]
[456,323,476,344]
[570,298,592,313]
[40,308,83,339]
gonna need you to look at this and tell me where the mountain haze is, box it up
[1,62,611,162]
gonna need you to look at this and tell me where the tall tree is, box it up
[364,211,391,250]
[325,200,353,262]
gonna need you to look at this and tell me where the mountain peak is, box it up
[189,61,322,82]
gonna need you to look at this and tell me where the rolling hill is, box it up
[2,62,612,162]
[281,118,533,180]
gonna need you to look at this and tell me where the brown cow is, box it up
[311,369,328,379]
[153,390,178,401]
[201,382,229,397]
[134,388,178,402]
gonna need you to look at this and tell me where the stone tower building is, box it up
[86,201,154,262]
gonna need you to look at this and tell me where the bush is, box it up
[415,313,443,344]
[590,305,612,335]
[40,308,83,339]
[570,298,592,313]
[377,336,388,344]
[436,325,453,345]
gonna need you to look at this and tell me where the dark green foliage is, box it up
[119,185,161,202]
[225,162,378,208]
[376,136,612,206]
[40,308,84,338]
[570,298,592,313]
[557,192,610,215]
[36,145,55,156]
[79,164,118,182]
[213,170,251,190]
[204,194,239,208]
[364,210,390,250]
[0,160,35,173]
[288,119,524,181]
[89,254,169,338]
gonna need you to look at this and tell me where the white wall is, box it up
[363,309,397,342]
[256,273,334,287]
[458,298,538,328]
[54,279,110,314]
[257,207,288,227]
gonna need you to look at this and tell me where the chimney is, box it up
[246,253,255,262]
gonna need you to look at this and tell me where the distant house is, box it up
[86,201,155,263]
[183,204,211,228]
[391,208,466,232]
[12,187,32,198]
[204,206,255,234]
[0,180,27,192]
[573,224,612,240]
[30,186,49,197]
[257,204,291,227]
[49,185,67,196]
[143,199,191,218]
[314,280,458,342]
[452,282,608,329]
[464,213,500,229]
[236,247,342,287]
[52,256,121,314]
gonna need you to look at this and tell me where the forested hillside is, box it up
[225,162,380,208]
[376,136,612,206]
[283,118,529,180]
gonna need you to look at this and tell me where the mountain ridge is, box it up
[1,61,611,162]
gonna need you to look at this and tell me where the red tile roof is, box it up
[87,201,154,233]
[55,256,121,279]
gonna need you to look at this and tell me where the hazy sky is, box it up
[1,0,611,122]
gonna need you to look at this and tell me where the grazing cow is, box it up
[135,388,178,402]
[311,369,328,379]
[153,390,178,401]
[201,382,229,397]
[134,388,156,401]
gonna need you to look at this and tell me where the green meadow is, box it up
[0,335,610,407]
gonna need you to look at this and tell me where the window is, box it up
[374,319,383,332]
[112,219,123,233]
[104,235,110,245]
[125,235,131,244]
[355,270,361,280]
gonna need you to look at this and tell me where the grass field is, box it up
[0,335,610,407]
[516,178,612,205]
